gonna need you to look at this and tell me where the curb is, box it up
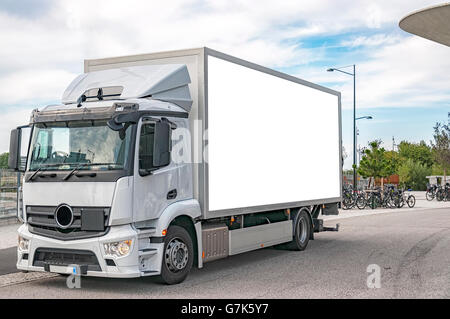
[324,205,449,221]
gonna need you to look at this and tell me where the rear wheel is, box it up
[445,190,450,202]
[284,209,311,251]
[159,225,194,285]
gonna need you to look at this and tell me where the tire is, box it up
[407,195,416,208]
[356,194,366,210]
[342,193,353,210]
[436,190,443,202]
[284,209,311,251]
[368,194,379,209]
[159,225,194,285]
[387,196,396,208]
[445,190,450,202]
[426,191,434,201]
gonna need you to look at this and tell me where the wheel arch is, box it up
[153,199,201,236]
[154,199,202,267]
[169,215,199,267]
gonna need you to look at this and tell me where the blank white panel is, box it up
[207,56,340,212]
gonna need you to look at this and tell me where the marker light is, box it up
[103,239,132,257]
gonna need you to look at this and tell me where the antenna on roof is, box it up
[77,94,86,108]
[97,88,103,101]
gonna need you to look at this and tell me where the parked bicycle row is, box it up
[341,185,416,210]
[426,183,450,201]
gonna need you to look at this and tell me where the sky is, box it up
[0,0,449,169]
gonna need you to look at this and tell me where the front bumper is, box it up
[17,224,164,278]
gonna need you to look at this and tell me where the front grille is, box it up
[26,206,110,240]
[33,248,101,271]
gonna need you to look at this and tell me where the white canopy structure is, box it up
[399,3,450,46]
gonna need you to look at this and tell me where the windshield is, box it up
[28,120,133,171]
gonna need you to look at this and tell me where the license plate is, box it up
[49,265,74,274]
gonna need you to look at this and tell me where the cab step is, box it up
[139,248,158,257]
[141,270,158,276]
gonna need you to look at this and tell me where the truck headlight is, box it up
[18,236,29,252]
[103,240,132,257]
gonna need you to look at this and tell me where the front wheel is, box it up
[159,225,194,285]
[425,191,434,201]
[356,194,367,210]
[407,195,416,208]
[342,194,353,210]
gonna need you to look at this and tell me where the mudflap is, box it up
[322,203,339,215]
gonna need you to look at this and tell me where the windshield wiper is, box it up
[27,168,42,182]
[27,163,66,182]
[63,163,114,181]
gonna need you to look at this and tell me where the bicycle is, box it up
[342,185,356,210]
[393,188,415,208]
[403,189,416,208]
[436,183,450,202]
[355,191,367,209]
[366,187,382,209]
[426,183,438,201]
[342,185,367,210]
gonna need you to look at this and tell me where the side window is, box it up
[139,123,155,170]
[33,129,50,161]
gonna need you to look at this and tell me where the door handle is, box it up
[167,189,177,200]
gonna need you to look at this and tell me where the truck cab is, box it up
[11,64,202,284]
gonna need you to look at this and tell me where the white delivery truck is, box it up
[9,48,342,284]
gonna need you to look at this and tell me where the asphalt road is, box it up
[0,206,449,298]
[0,248,17,276]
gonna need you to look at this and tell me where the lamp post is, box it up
[355,116,373,165]
[327,65,357,189]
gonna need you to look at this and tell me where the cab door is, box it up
[132,117,179,222]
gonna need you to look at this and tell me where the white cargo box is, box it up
[85,47,342,219]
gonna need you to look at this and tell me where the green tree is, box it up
[0,152,8,169]
[397,140,433,167]
[430,114,450,182]
[384,150,400,175]
[358,140,391,188]
[431,163,445,175]
[398,159,431,191]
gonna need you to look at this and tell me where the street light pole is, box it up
[353,64,356,191]
[355,116,373,168]
[327,64,357,190]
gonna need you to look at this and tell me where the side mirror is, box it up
[153,120,171,168]
[8,127,30,172]
[8,129,21,171]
